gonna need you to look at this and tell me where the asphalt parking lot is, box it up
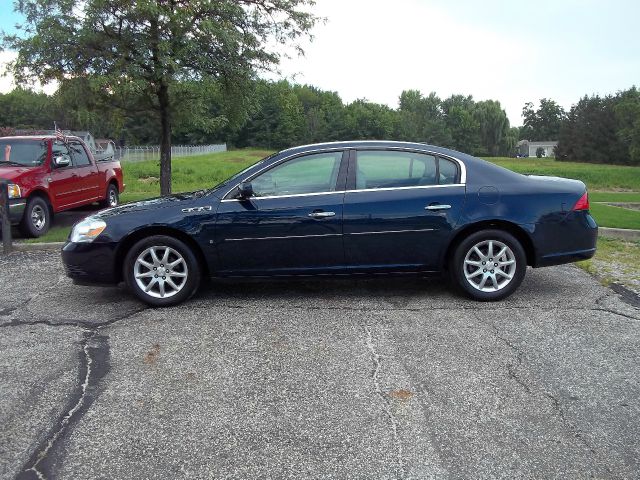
[1,251,639,479]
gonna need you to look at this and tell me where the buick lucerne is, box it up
[61,141,598,306]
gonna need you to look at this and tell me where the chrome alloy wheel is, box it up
[134,246,189,299]
[463,240,516,292]
[108,189,118,207]
[31,205,46,230]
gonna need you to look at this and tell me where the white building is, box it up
[517,140,558,158]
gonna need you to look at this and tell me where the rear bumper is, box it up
[62,241,119,284]
[531,211,598,267]
[537,247,596,267]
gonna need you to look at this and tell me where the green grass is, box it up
[21,225,71,243]
[484,157,640,192]
[589,191,640,203]
[577,237,640,290]
[589,203,640,229]
[122,148,272,197]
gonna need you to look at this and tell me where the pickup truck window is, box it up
[0,139,48,167]
[69,141,92,166]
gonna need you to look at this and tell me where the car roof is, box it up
[0,135,83,141]
[277,140,481,163]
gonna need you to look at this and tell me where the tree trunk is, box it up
[158,82,172,196]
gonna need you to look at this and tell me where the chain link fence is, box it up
[114,144,227,162]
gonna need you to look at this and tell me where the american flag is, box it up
[54,123,65,142]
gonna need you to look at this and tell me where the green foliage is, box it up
[0,87,56,129]
[556,88,639,165]
[2,0,318,193]
[536,147,545,158]
[474,100,510,156]
[521,99,565,141]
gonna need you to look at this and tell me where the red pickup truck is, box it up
[0,135,125,237]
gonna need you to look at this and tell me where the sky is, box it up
[1,0,639,125]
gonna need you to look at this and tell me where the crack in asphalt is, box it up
[363,325,406,480]
[13,306,146,480]
[476,314,618,478]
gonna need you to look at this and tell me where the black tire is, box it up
[101,183,119,208]
[450,229,526,301]
[19,196,51,238]
[124,235,201,307]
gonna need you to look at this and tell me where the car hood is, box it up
[96,190,209,218]
[0,165,33,181]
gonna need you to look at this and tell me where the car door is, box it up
[68,140,101,202]
[343,149,466,272]
[48,140,82,209]
[214,150,348,275]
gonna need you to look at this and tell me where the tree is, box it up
[474,100,509,156]
[521,98,565,141]
[536,147,545,158]
[3,0,317,194]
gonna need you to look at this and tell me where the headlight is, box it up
[70,217,107,243]
[7,183,21,199]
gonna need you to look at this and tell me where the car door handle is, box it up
[425,204,451,210]
[308,211,336,218]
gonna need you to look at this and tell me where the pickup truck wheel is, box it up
[101,184,119,208]
[19,197,51,238]
[124,235,201,307]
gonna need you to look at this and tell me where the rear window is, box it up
[0,139,48,167]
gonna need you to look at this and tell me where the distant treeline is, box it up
[0,79,638,165]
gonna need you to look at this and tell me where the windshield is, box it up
[0,139,48,167]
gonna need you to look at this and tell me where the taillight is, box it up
[572,192,589,211]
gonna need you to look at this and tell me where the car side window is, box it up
[69,141,92,167]
[355,151,438,190]
[250,152,343,197]
[51,141,72,168]
[438,157,459,185]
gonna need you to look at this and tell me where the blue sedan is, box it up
[61,141,598,306]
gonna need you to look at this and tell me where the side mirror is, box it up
[237,181,254,199]
[53,154,71,167]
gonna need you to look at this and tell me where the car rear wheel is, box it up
[451,229,526,301]
[101,184,119,208]
[19,196,51,238]
[124,235,201,307]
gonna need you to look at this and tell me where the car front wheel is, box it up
[19,196,51,238]
[451,229,526,301]
[124,235,201,307]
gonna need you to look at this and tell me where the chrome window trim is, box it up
[344,183,465,194]
[222,190,345,202]
[220,146,467,201]
[220,182,465,202]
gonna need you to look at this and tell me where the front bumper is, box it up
[8,198,26,224]
[62,241,120,285]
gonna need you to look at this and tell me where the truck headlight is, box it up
[7,183,21,199]
[70,217,107,243]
